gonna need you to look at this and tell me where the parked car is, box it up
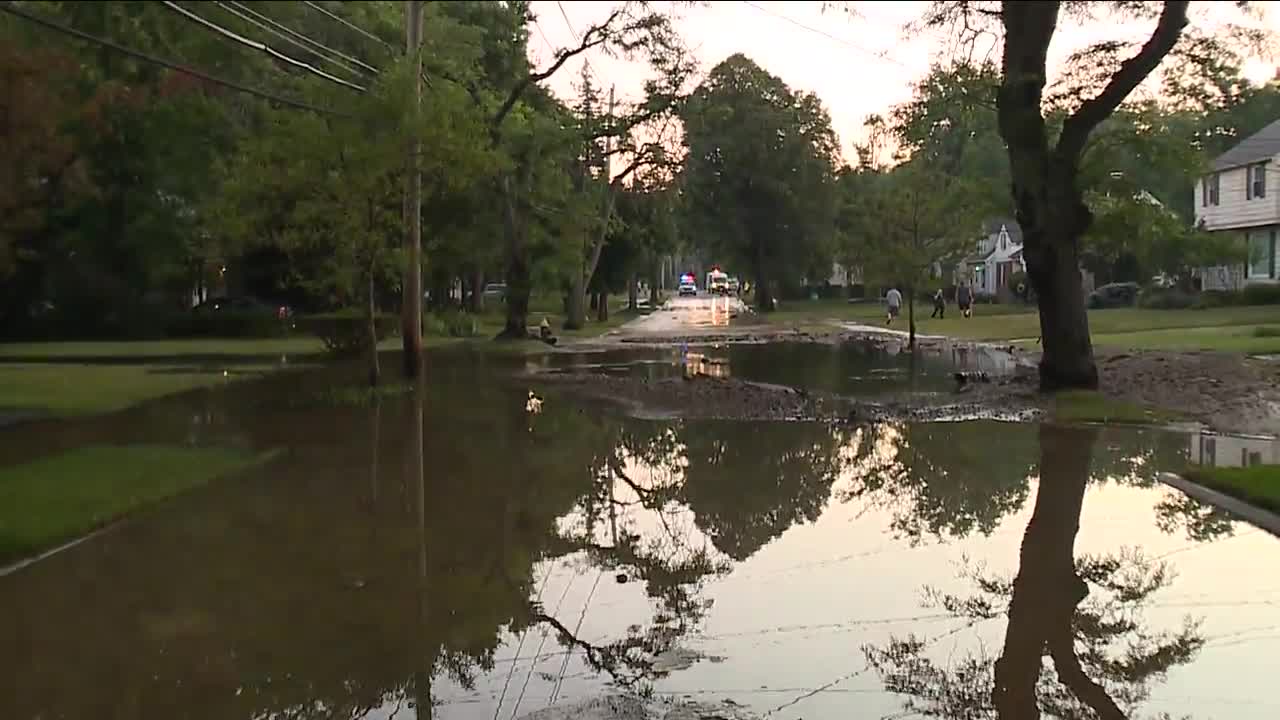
[1087,282,1139,309]
[482,282,507,299]
[726,277,740,295]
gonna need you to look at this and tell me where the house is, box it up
[1188,431,1280,468]
[1194,117,1280,289]
[957,219,1025,296]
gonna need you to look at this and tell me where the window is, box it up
[1202,173,1220,206]
[1246,163,1267,200]
[1247,230,1275,279]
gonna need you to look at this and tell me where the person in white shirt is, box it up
[885,287,902,326]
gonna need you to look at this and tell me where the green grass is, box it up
[0,337,328,359]
[1090,325,1280,354]
[1052,390,1182,425]
[764,299,1280,350]
[0,363,281,417]
[1184,465,1280,514]
[0,444,275,565]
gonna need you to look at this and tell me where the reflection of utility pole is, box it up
[413,378,432,718]
[402,0,424,378]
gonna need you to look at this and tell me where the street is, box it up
[621,292,749,336]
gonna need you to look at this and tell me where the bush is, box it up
[168,310,291,338]
[1139,289,1196,310]
[422,310,479,338]
[1242,284,1280,306]
[1254,326,1280,338]
[297,311,398,357]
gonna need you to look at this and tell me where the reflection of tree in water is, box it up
[548,417,731,688]
[841,421,1037,541]
[679,420,847,561]
[864,426,1205,719]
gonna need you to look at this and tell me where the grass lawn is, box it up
[0,336,330,359]
[0,363,279,416]
[1184,465,1280,515]
[766,299,1280,350]
[0,444,274,565]
[1051,390,1182,425]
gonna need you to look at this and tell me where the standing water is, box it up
[1,348,1277,719]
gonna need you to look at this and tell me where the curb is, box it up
[1157,471,1280,538]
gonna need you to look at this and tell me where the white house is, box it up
[1188,431,1280,468]
[1194,117,1280,289]
[957,219,1025,296]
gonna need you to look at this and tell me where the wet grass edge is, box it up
[1159,470,1280,538]
[0,444,281,568]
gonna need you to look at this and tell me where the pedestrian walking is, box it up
[931,288,945,319]
[956,282,973,318]
[885,287,902,326]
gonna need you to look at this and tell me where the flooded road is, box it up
[2,347,1279,719]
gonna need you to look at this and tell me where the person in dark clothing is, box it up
[931,288,945,318]
[956,282,973,318]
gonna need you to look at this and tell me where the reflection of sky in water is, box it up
[424,422,1280,720]
[4,364,1279,720]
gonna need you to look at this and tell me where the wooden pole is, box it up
[402,0,424,378]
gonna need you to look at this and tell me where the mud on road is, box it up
[564,313,1280,435]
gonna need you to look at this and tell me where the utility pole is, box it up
[402,0,424,378]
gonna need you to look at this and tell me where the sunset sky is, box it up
[527,1,1279,163]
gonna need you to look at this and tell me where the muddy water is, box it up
[527,340,1021,397]
[2,348,1279,720]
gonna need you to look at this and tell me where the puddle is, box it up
[529,341,1021,397]
[2,350,1279,719]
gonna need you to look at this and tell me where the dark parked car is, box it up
[1087,282,1139,309]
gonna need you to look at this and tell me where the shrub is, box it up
[1242,283,1280,306]
[1139,289,1195,310]
[1254,326,1280,338]
[298,311,397,358]
[422,310,479,338]
[170,310,291,338]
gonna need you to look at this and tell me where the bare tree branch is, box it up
[1054,0,1190,162]
[491,7,625,132]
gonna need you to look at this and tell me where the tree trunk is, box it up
[596,289,608,322]
[499,176,530,340]
[565,271,587,330]
[649,259,661,307]
[1028,225,1097,389]
[627,272,639,312]
[467,268,483,312]
[589,291,599,311]
[907,286,916,349]
[366,268,380,388]
[992,425,1106,720]
[752,236,773,313]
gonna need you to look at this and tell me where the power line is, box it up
[556,1,579,40]
[742,0,908,69]
[303,0,396,54]
[221,1,378,77]
[532,18,556,58]
[163,1,366,92]
[0,2,348,117]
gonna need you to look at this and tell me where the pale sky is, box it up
[528,1,1279,163]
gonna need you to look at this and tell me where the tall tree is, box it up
[680,54,841,312]
[919,1,1266,389]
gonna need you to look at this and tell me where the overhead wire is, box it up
[218,1,377,78]
[303,0,396,54]
[162,0,366,92]
[742,0,909,69]
[556,1,579,40]
[0,2,349,117]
